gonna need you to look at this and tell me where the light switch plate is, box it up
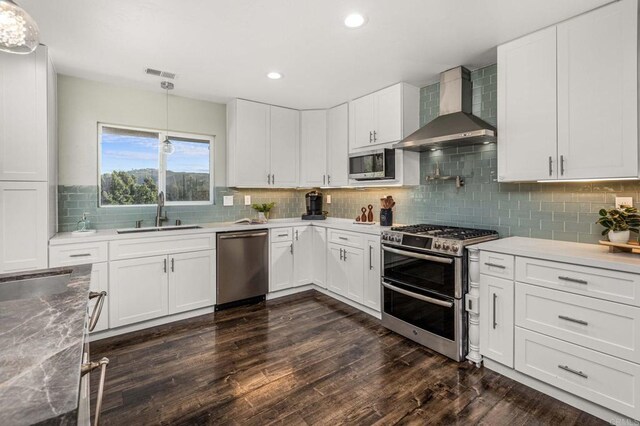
[326,195,332,204]
[223,195,234,206]
[616,196,633,208]
[244,195,251,205]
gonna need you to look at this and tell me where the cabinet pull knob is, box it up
[484,262,506,269]
[82,357,109,426]
[88,291,107,332]
[560,155,565,176]
[558,315,588,326]
[558,276,587,285]
[492,293,498,329]
[548,156,553,176]
[558,364,588,379]
[70,253,91,258]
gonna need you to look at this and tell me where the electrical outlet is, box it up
[616,196,633,208]
[223,195,234,206]
[244,195,251,205]
[326,195,332,204]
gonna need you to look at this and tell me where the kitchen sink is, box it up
[116,225,203,234]
[0,270,72,302]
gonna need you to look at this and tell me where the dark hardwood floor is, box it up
[90,290,606,425]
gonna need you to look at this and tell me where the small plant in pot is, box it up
[596,205,640,244]
[252,202,275,223]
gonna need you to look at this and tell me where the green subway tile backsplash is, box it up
[59,64,639,243]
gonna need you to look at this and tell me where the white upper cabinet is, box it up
[300,110,327,187]
[326,103,349,187]
[497,0,638,182]
[227,99,270,187]
[557,0,638,180]
[349,82,419,152]
[269,106,299,187]
[497,27,558,182]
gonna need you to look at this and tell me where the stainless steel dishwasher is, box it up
[216,229,269,309]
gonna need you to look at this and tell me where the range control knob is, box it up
[442,242,450,251]
[395,235,402,243]
[451,244,460,252]
[433,241,441,249]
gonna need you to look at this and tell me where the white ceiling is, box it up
[22,0,612,109]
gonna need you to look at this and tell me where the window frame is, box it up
[97,123,215,208]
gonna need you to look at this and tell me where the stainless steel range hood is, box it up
[393,66,496,151]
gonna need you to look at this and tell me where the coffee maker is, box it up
[302,191,326,220]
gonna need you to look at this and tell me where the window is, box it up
[99,124,214,206]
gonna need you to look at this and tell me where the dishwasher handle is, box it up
[218,231,268,239]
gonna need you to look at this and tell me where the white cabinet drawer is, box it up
[516,257,640,306]
[328,229,363,248]
[270,228,293,243]
[49,242,108,266]
[479,251,514,279]
[516,283,640,363]
[515,328,640,420]
[110,234,215,261]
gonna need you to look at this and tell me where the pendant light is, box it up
[161,81,175,155]
[0,0,39,54]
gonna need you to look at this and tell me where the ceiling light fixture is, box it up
[344,13,366,28]
[0,0,39,54]
[267,72,282,80]
[161,81,175,155]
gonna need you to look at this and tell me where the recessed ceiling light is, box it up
[344,13,366,28]
[267,72,282,80]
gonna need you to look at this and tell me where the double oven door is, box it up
[381,244,467,361]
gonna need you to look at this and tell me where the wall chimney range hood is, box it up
[393,66,496,151]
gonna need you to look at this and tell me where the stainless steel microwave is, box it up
[348,149,396,180]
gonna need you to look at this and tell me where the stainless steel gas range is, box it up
[380,224,499,361]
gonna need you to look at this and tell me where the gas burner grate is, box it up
[390,224,498,241]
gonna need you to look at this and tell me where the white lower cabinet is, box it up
[479,274,514,368]
[270,240,294,292]
[109,255,169,328]
[312,226,327,288]
[363,237,381,311]
[168,250,216,314]
[327,242,364,304]
[89,263,109,333]
[327,243,348,297]
[293,226,313,286]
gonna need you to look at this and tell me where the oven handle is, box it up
[382,281,454,308]
[382,246,453,264]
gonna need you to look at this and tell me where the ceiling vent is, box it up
[144,68,176,79]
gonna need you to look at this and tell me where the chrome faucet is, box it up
[155,191,168,227]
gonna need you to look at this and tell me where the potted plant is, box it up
[252,202,276,223]
[596,205,640,243]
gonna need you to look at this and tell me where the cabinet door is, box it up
[497,26,558,182]
[169,250,216,314]
[270,241,294,292]
[0,48,48,181]
[326,103,349,187]
[293,226,313,286]
[479,274,514,368]
[300,110,327,187]
[89,262,109,333]
[270,106,299,187]
[363,238,381,311]
[109,255,169,327]
[232,100,270,187]
[327,243,348,297]
[344,246,364,304]
[350,94,376,150]
[312,226,327,288]
[557,0,638,179]
[0,181,47,273]
[374,84,403,145]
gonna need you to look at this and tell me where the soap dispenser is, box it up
[77,212,91,232]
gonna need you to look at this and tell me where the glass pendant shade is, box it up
[0,0,39,54]
[162,138,175,155]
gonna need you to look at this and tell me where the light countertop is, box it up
[472,236,640,274]
[50,217,390,245]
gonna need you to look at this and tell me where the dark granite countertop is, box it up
[0,265,92,425]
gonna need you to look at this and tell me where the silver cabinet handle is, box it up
[278,233,288,237]
[492,293,498,329]
[558,276,588,285]
[558,315,588,326]
[484,262,506,269]
[323,175,326,185]
[373,130,377,142]
[219,231,268,239]
[88,291,107,332]
[382,246,453,264]
[343,249,347,261]
[560,155,565,175]
[382,281,454,307]
[267,174,270,184]
[369,245,373,270]
[327,175,331,185]
[339,248,343,261]
[272,174,275,185]
[171,257,175,272]
[163,258,167,273]
[81,357,109,426]
[338,236,348,241]
[290,244,293,255]
[548,156,553,176]
[295,230,299,240]
[558,364,588,379]
[70,253,91,258]
[369,131,373,143]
